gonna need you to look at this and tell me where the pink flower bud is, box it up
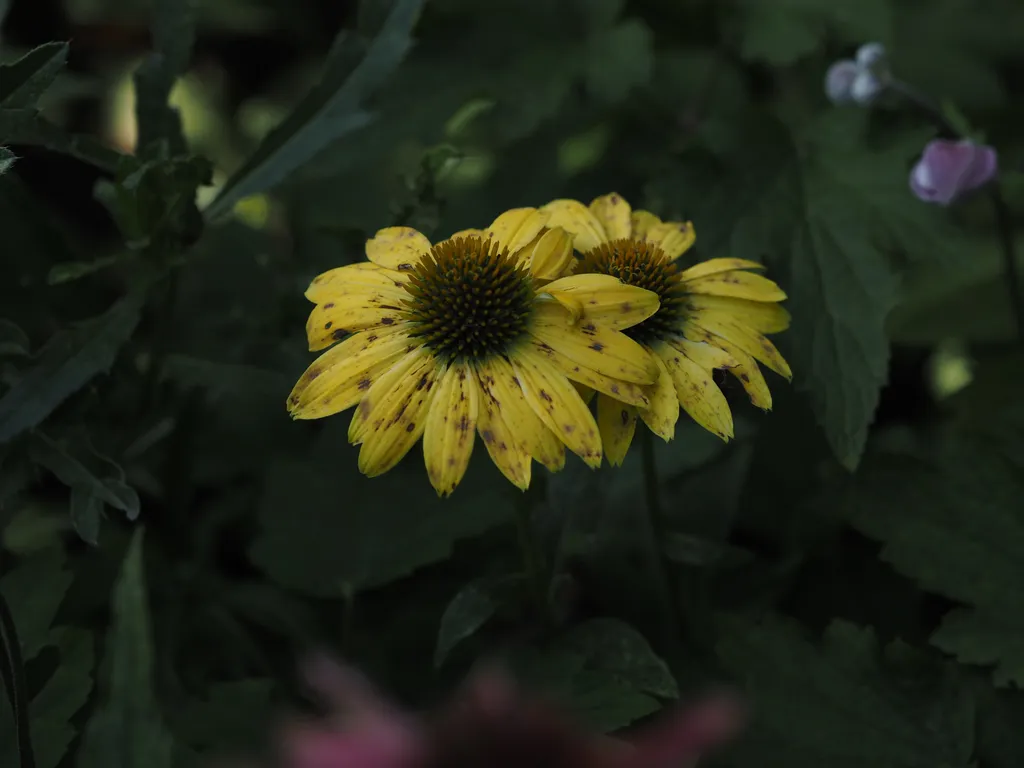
[909,139,999,206]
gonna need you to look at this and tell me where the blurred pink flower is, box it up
[241,655,745,768]
[910,138,998,206]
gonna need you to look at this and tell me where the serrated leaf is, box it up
[842,419,1024,687]
[78,529,176,768]
[0,547,72,660]
[0,288,146,443]
[251,422,512,596]
[205,0,426,220]
[584,19,653,103]
[0,147,15,176]
[0,109,123,172]
[715,616,975,767]
[0,42,68,108]
[671,112,961,469]
[133,0,195,152]
[434,581,499,667]
[514,617,677,732]
[731,0,892,65]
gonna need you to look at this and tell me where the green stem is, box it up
[513,487,549,622]
[639,429,684,650]
[0,591,35,768]
[890,79,1024,345]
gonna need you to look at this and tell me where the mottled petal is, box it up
[366,226,432,271]
[638,350,679,441]
[597,394,637,467]
[656,341,734,441]
[474,362,533,490]
[685,295,791,334]
[486,208,549,254]
[678,258,765,282]
[523,227,574,280]
[350,346,438,467]
[543,273,660,331]
[683,270,787,302]
[528,337,652,409]
[589,193,633,240]
[306,292,409,351]
[423,362,479,497]
[531,303,660,385]
[287,327,411,420]
[645,220,696,260]
[480,356,565,473]
[678,331,773,410]
[305,262,409,305]
[541,199,608,252]
[444,228,486,242]
[510,346,603,468]
[686,313,792,380]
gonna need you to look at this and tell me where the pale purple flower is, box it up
[825,60,859,105]
[825,43,890,105]
[228,655,746,768]
[910,139,999,206]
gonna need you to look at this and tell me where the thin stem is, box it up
[513,489,549,622]
[988,186,1024,343]
[639,429,683,650]
[890,78,1024,345]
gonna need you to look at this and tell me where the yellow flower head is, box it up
[286,208,663,497]
[540,193,793,465]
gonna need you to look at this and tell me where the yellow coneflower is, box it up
[286,208,663,496]
[540,193,792,465]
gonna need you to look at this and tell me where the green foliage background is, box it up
[2,0,1024,765]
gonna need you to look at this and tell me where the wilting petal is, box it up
[486,207,549,254]
[644,220,696,260]
[685,295,791,334]
[305,293,409,351]
[523,227,575,280]
[543,273,660,331]
[655,341,734,442]
[682,269,787,302]
[304,262,409,305]
[639,350,679,441]
[541,199,608,252]
[678,258,765,282]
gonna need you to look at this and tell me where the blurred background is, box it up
[2,0,1024,766]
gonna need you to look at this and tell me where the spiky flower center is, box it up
[402,236,535,363]
[576,238,686,345]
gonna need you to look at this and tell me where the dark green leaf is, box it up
[0,320,29,358]
[513,617,677,732]
[0,109,123,172]
[729,0,892,66]
[584,19,653,103]
[715,616,975,767]
[204,0,426,220]
[78,529,176,768]
[0,42,68,108]
[132,0,195,152]
[434,581,498,667]
[843,419,1024,687]
[69,485,103,546]
[670,113,961,469]
[251,422,512,596]
[0,288,146,443]
[29,628,94,768]
[0,547,72,660]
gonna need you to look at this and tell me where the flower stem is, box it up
[514,486,549,622]
[639,429,683,650]
[890,79,1024,345]
[988,186,1024,344]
